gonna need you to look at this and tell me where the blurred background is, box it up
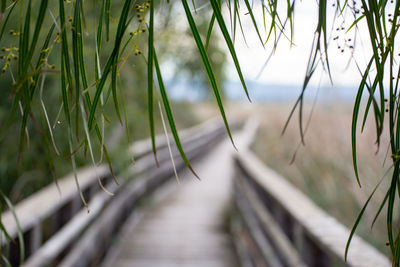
[0,0,394,260]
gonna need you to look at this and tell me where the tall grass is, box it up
[0,0,400,264]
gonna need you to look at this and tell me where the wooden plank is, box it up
[56,119,234,267]
[108,128,251,267]
[1,117,231,267]
[2,165,110,238]
[3,117,228,242]
[235,176,306,267]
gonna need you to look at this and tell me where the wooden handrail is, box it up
[1,118,237,266]
[234,148,391,267]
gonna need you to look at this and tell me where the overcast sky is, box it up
[225,1,374,88]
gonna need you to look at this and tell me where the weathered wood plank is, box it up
[55,121,232,267]
[2,165,110,238]
[109,128,250,267]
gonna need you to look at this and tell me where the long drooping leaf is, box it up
[0,1,16,42]
[61,49,88,207]
[88,0,133,130]
[58,0,74,95]
[105,0,111,41]
[233,0,248,46]
[282,33,319,144]
[181,0,236,148]
[0,190,24,265]
[158,101,180,184]
[153,48,199,178]
[19,0,31,75]
[0,206,11,242]
[371,190,389,229]
[387,164,399,256]
[111,56,123,124]
[72,0,82,140]
[345,173,385,261]
[147,0,158,165]
[360,1,385,146]
[210,0,251,102]
[17,0,33,164]
[96,0,106,57]
[352,58,375,187]
[205,13,216,51]
[243,0,264,46]
[25,0,48,69]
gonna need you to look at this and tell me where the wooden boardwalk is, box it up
[108,135,241,267]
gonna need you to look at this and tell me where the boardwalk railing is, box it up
[4,117,391,267]
[232,146,391,267]
[2,118,237,267]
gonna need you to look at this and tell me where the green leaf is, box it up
[147,0,158,165]
[26,0,48,69]
[346,14,366,33]
[181,0,236,148]
[371,190,389,229]
[210,0,251,102]
[153,48,199,179]
[88,0,133,130]
[205,14,216,51]
[72,0,82,140]
[243,0,264,46]
[0,2,17,42]
[386,164,399,255]
[352,58,374,187]
[345,175,383,261]
[105,0,111,41]
[61,50,88,207]
[0,190,24,265]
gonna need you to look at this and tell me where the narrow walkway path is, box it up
[112,134,242,267]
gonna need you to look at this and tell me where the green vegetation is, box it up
[1,0,400,265]
[0,0,209,200]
